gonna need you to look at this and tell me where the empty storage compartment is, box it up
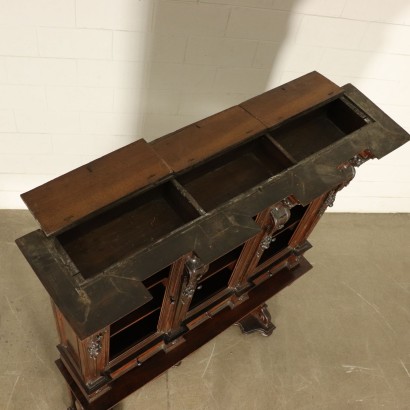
[189,244,244,310]
[285,204,309,228]
[109,281,166,359]
[58,182,200,279]
[269,98,368,162]
[189,267,232,310]
[177,136,294,211]
[257,224,297,267]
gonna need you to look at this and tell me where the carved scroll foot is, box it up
[235,303,275,337]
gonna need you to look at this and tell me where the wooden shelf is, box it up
[190,267,233,310]
[257,224,298,266]
[110,307,162,360]
[199,245,243,283]
[110,283,166,338]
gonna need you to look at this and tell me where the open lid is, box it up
[151,71,343,172]
[240,71,342,128]
[21,139,172,236]
[22,72,342,237]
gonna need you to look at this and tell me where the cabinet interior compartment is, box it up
[266,203,308,238]
[286,204,308,226]
[189,245,243,310]
[257,224,297,266]
[109,265,170,360]
[57,182,200,279]
[268,98,368,162]
[177,136,294,211]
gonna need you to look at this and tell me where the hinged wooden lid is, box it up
[152,72,343,172]
[21,139,172,236]
[21,72,342,237]
[151,105,266,172]
[240,71,342,128]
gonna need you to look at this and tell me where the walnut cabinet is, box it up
[16,72,409,410]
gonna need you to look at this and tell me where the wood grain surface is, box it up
[240,71,342,128]
[21,139,171,236]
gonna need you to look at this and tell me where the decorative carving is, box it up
[324,190,337,208]
[87,333,103,359]
[320,150,375,216]
[282,196,296,209]
[261,235,273,250]
[270,202,291,230]
[339,150,375,171]
[235,303,275,337]
[319,189,337,217]
[181,254,208,303]
[257,235,275,257]
[257,199,292,257]
[349,154,366,167]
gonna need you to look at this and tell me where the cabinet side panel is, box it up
[52,301,80,364]
[78,329,110,386]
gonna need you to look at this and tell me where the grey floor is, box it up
[1,210,409,410]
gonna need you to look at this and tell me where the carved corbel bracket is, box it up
[257,198,295,257]
[320,149,375,216]
[270,201,292,230]
[181,254,208,304]
[338,149,375,175]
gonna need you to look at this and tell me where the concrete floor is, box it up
[1,210,409,410]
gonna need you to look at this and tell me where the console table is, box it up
[16,72,409,409]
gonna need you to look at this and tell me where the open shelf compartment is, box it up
[268,98,368,162]
[57,182,200,279]
[109,265,171,360]
[189,244,244,310]
[177,135,294,211]
[257,224,297,266]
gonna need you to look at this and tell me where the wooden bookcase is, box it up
[16,72,409,410]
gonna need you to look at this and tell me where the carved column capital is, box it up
[181,254,208,303]
[257,198,294,257]
[270,203,291,230]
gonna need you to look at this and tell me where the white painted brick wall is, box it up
[226,8,302,41]
[0,0,409,211]
[0,27,38,56]
[76,0,153,31]
[6,57,77,86]
[0,0,75,27]
[155,3,230,36]
[38,28,112,59]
